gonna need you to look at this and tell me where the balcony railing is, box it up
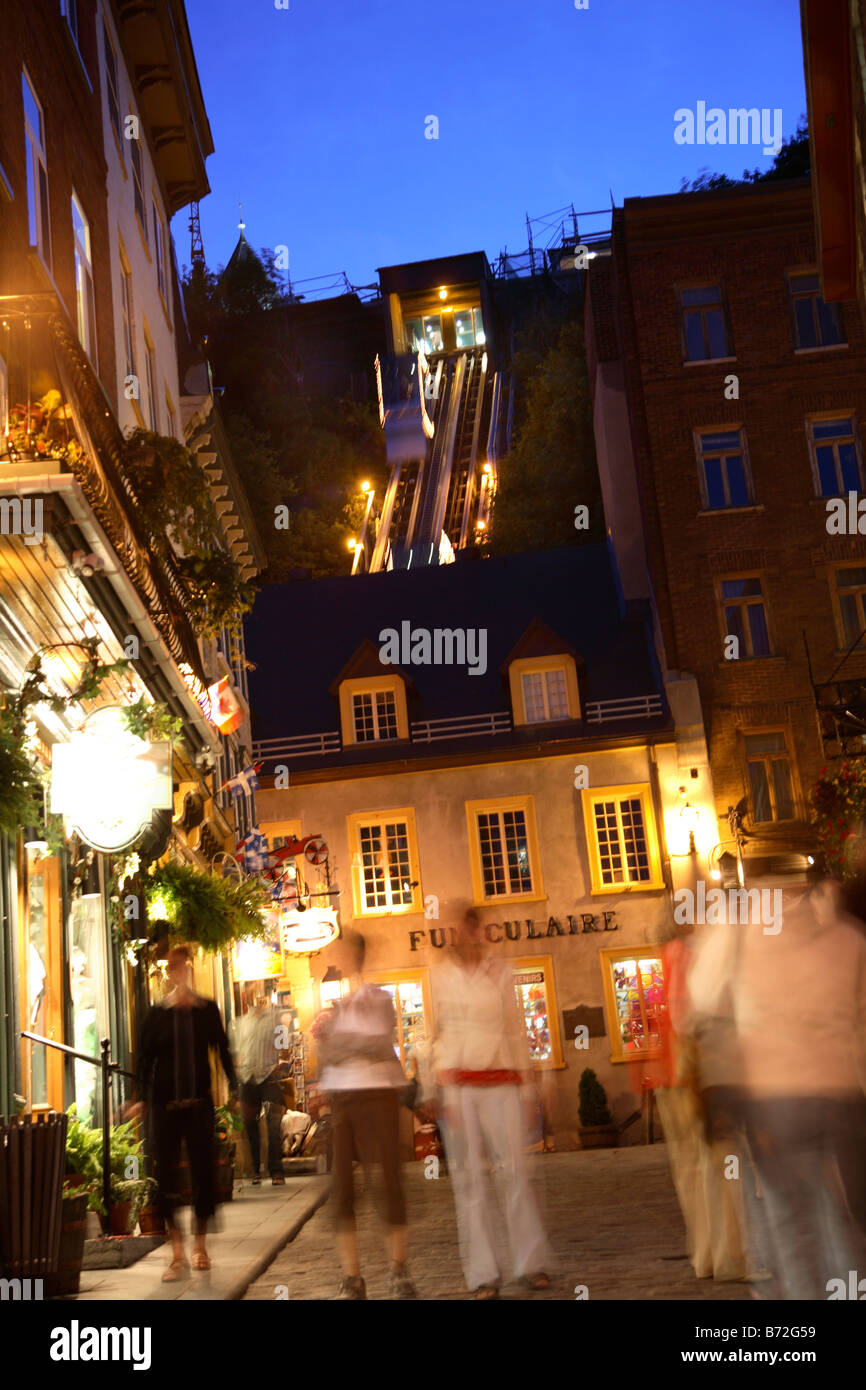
[411,711,512,743]
[253,694,666,763]
[584,694,664,723]
[253,731,342,760]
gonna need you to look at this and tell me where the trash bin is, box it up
[0,1111,67,1279]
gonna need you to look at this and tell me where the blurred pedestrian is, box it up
[692,879,866,1299]
[133,944,237,1281]
[232,983,287,1185]
[314,930,416,1300]
[433,907,552,1298]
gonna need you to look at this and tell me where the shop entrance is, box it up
[19,848,64,1113]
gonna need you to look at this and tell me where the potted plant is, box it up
[578,1068,618,1149]
[135,1178,164,1235]
[214,1104,243,1203]
[44,1181,90,1298]
[111,1176,159,1235]
[106,1120,145,1234]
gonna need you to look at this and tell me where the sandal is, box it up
[520,1272,551,1290]
[191,1251,211,1271]
[474,1283,499,1299]
[271,1174,286,1186]
[161,1258,189,1283]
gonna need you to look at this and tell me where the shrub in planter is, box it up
[578,1068,618,1149]
[45,1187,89,1298]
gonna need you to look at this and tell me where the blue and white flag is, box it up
[237,829,268,874]
[220,764,260,797]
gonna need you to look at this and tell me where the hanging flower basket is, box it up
[145,861,270,954]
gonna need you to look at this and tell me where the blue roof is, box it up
[245,545,670,771]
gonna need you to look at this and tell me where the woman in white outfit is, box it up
[433,908,552,1298]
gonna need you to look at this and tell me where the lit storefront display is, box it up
[601,946,666,1063]
[365,970,432,1071]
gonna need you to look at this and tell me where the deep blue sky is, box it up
[178,0,805,291]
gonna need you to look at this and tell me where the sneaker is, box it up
[388,1268,418,1300]
[334,1275,367,1300]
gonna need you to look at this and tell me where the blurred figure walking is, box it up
[134,945,237,1281]
[434,907,552,1298]
[232,984,286,1185]
[691,879,866,1299]
[314,930,416,1300]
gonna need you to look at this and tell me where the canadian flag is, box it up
[206,676,243,735]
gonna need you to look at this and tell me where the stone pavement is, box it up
[73,1174,329,1301]
[244,1145,755,1302]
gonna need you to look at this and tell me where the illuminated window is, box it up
[744,731,796,823]
[466,796,543,904]
[513,969,553,1063]
[522,668,568,722]
[601,947,666,1063]
[371,976,428,1069]
[582,785,663,893]
[678,284,731,361]
[23,70,51,269]
[788,271,845,349]
[71,192,96,363]
[348,809,422,916]
[353,689,398,742]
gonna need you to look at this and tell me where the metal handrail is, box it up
[21,1030,135,1217]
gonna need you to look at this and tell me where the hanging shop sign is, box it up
[234,935,283,982]
[51,705,173,853]
[280,908,340,955]
[408,911,619,951]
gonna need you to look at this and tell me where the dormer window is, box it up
[353,688,398,742]
[337,666,409,747]
[509,655,580,726]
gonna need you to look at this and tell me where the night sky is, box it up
[178,0,805,290]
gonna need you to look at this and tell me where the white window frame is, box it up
[521,667,569,722]
[352,688,399,742]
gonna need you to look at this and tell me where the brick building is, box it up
[586,177,866,883]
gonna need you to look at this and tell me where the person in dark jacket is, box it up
[133,944,237,1281]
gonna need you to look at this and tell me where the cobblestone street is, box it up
[245,1146,754,1302]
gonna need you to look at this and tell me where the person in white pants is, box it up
[433,908,552,1298]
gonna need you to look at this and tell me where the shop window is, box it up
[466,795,544,905]
[678,284,731,361]
[67,881,107,1124]
[788,271,845,349]
[718,575,771,657]
[601,946,666,1063]
[509,654,579,725]
[23,69,51,270]
[744,731,796,823]
[367,975,429,1069]
[808,416,863,496]
[339,674,408,745]
[348,808,422,916]
[511,956,563,1069]
[833,566,866,649]
[696,428,752,509]
[582,784,664,893]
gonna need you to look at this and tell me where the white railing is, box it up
[252,731,341,759]
[584,694,663,724]
[411,712,512,743]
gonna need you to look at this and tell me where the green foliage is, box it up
[578,1068,613,1128]
[810,762,866,881]
[146,861,269,953]
[176,550,256,638]
[214,1104,243,1141]
[112,1176,158,1231]
[121,698,184,745]
[487,315,602,555]
[679,118,810,193]
[0,703,45,836]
